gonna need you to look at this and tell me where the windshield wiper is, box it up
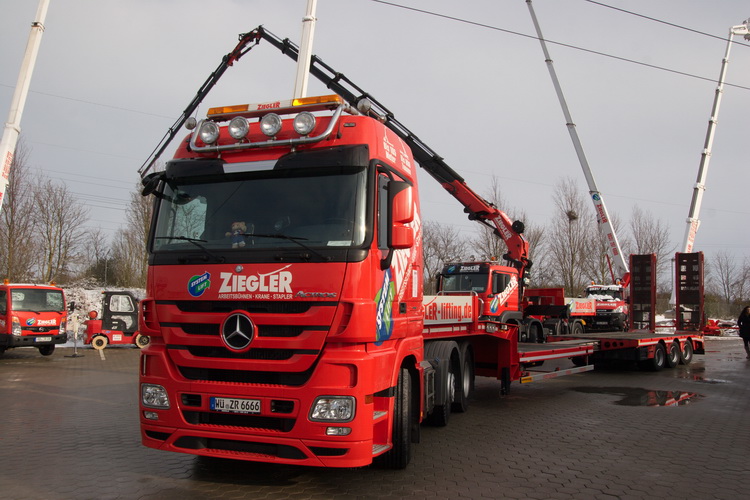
[155,236,225,263]
[246,233,330,261]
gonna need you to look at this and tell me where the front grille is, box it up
[182,410,295,432]
[178,345,310,360]
[165,300,335,314]
[179,365,315,386]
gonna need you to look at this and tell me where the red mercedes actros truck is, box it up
[137,27,704,469]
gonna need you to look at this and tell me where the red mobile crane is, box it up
[137,27,704,469]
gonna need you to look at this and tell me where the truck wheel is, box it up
[679,340,694,365]
[38,345,55,356]
[134,334,150,348]
[92,336,108,350]
[641,343,666,371]
[425,341,458,426]
[571,322,584,335]
[665,341,680,368]
[452,343,474,413]
[375,367,412,469]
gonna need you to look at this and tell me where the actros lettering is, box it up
[219,266,292,294]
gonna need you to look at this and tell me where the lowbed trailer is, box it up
[549,331,704,371]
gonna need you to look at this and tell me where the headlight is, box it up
[59,320,66,334]
[11,316,21,336]
[198,121,220,145]
[260,113,282,137]
[293,112,316,135]
[141,384,170,409]
[228,116,249,140]
[309,396,355,422]
[613,306,624,314]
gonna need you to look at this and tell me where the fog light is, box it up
[198,121,220,145]
[293,111,316,135]
[486,322,498,333]
[143,411,159,420]
[326,427,352,436]
[141,383,170,409]
[228,116,249,140]
[260,113,282,137]
[310,396,355,422]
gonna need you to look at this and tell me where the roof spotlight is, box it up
[198,121,220,145]
[260,113,282,137]
[293,112,316,136]
[228,117,249,140]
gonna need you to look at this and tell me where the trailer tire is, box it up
[375,367,412,469]
[425,341,458,426]
[452,342,474,413]
[134,334,150,348]
[679,340,694,365]
[38,345,55,356]
[92,336,108,350]
[641,343,666,371]
[665,341,680,368]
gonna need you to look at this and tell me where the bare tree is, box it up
[110,186,153,287]
[33,178,90,282]
[470,176,545,282]
[423,220,467,294]
[544,177,593,295]
[584,212,627,285]
[0,141,38,280]
[629,206,674,286]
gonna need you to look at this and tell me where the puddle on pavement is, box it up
[572,387,703,407]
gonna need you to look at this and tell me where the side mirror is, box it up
[68,301,76,312]
[389,181,414,249]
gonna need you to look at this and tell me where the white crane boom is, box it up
[526,0,629,284]
[681,20,749,253]
[0,0,50,211]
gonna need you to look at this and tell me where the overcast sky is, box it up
[1,0,749,276]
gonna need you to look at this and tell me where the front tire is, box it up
[641,343,666,371]
[134,334,150,348]
[38,345,55,356]
[375,367,412,469]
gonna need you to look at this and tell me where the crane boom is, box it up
[138,26,531,277]
[526,0,629,285]
[0,0,50,211]
[249,26,531,277]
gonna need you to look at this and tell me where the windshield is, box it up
[152,165,368,252]
[11,289,65,313]
[585,287,623,300]
[441,274,488,293]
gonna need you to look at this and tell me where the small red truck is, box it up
[0,281,67,357]
[83,291,148,350]
[136,27,705,469]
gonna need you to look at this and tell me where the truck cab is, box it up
[583,283,628,331]
[436,262,544,342]
[0,282,67,357]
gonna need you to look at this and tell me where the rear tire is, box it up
[452,343,474,413]
[425,341,458,427]
[641,343,666,371]
[665,341,680,368]
[92,336,108,350]
[679,340,694,365]
[375,367,412,469]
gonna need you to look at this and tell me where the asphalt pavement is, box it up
[0,338,748,500]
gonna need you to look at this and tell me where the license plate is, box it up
[35,337,52,342]
[210,397,261,414]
